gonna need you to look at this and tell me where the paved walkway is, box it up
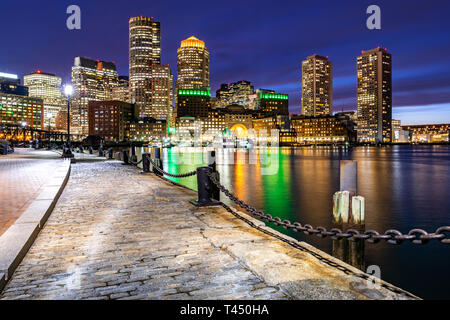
[0,148,62,236]
[0,160,415,300]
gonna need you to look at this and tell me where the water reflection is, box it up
[159,145,450,299]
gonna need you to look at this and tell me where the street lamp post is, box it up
[62,84,74,158]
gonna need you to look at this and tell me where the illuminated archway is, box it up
[230,124,248,138]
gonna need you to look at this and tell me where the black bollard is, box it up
[152,147,163,176]
[190,167,220,207]
[130,145,137,163]
[142,153,150,173]
[108,148,113,159]
[89,146,93,154]
[98,147,104,157]
[122,149,129,165]
[207,150,220,201]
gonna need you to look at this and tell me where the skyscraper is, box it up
[176,36,210,90]
[357,47,392,143]
[129,16,161,116]
[301,54,332,116]
[146,65,173,121]
[71,57,119,136]
[24,70,66,128]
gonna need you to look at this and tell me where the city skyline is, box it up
[1,1,450,125]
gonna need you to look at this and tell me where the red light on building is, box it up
[36,69,41,74]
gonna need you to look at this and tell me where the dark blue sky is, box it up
[1,0,450,124]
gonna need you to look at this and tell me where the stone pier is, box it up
[0,159,418,300]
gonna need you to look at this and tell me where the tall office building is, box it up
[129,16,161,116]
[176,88,211,119]
[256,90,289,117]
[176,36,210,90]
[301,55,332,116]
[146,65,173,121]
[24,70,66,128]
[71,57,119,136]
[357,47,392,143]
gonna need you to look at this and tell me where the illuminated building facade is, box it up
[215,80,254,108]
[176,36,209,90]
[176,88,211,118]
[201,109,226,133]
[71,57,119,136]
[222,105,254,131]
[176,116,197,136]
[291,114,355,145]
[55,110,68,132]
[0,72,28,96]
[130,117,166,142]
[252,115,290,136]
[357,47,392,144]
[146,65,173,120]
[24,70,66,128]
[401,123,450,143]
[256,90,289,117]
[88,100,137,142]
[111,76,131,103]
[391,119,401,142]
[0,93,43,130]
[301,55,332,116]
[129,16,162,117]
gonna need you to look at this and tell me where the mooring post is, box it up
[152,147,163,176]
[98,146,104,157]
[122,149,129,165]
[332,160,365,270]
[89,146,93,154]
[108,148,113,159]
[207,150,220,201]
[190,166,220,207]
[142,153,150,173]
[130,144,137,163]
[339,160,365,225]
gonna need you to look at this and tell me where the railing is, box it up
[121,147,450,246]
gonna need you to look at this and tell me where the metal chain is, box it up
[130,159,143,166]
[151,169,418,299]
[149,158,197,178]
[206,172,450,245]
[219,203,418,299]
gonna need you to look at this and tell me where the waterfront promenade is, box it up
[0,153,416,300]
[0,149,62,236]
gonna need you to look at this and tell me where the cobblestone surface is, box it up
[0,161,290,300]
[0,148,62,236]
[0,160,416,300]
